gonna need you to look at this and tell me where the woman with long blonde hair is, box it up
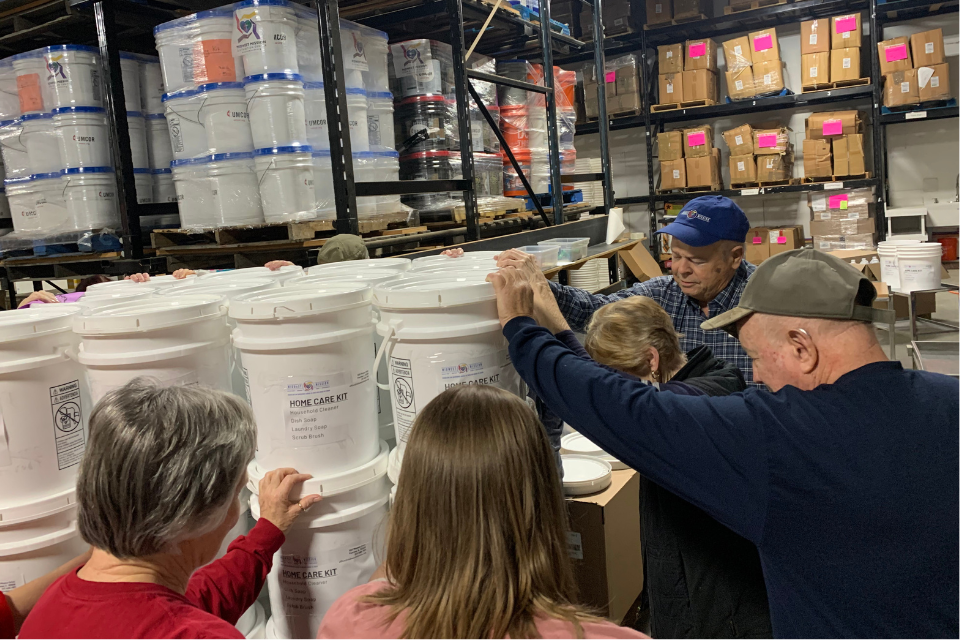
[317,385,646,639]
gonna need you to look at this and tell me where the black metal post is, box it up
[537,0,564,225]
[317,0,359,235]
[450,0,481,241]
[94,0,142,258]
[593,0,613,213]
[868,1,887,241]
[641,21,658,242]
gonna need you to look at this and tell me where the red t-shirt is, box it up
[19,519,283,639]
[0,593,14,639]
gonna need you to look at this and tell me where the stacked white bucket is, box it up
[877,239,944,293]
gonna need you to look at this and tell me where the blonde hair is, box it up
[584,296,687,381]
[368,385,596,638]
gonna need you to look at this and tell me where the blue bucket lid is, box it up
[161,87,199,102]
[31,172,62,181]
[0,59,11,69]
[139,55,160,64]
[133,168,151,174]
[197,82,245,93]
[10,51,42,61]
[368,91,393,100]
[346,87,366,96]
[210,151,255,162]
[354,151,376,159]
[303,81,324,90]
[195,7,235,20]
[20,112,53,121]
[0,119,19,127]
[52,106,105,115]
[126,111,143,118]
[371,150,399,158]
[152,168,172,174]
[170,157,211,167]
[244,73,304,84]
[145,113,166,120]
[154,14,196,35]
[41,44,98,55]
[62,166,114,175]
[235,0,291,8]
[4,177,33,185]
[255,145,313,156]
[119,51,140,60]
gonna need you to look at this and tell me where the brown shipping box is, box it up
[605,1,637,35]
[754,126,791,154]
[683,124,713,157]
[757,153,792,181]
[753,60,785,93]
[749,28,780,65]
[567,470,643,624]
[833,134,865,176]
[872,281,938,320]
[831,47,861,82]
[722,36,752,72]
[803,138,833,178]
[686,151,720,187]
[619,241,666,283]
[646,0,672,25]
[659,72,684,103]
[807,111,860,139]
[682,69,718,102]
[722,124,754,155]
[832,14,862,49]
[657,130,684,161]
[802,52,831,86]
[919,63,951,102]
[673,0,700,19]
[883,70,919,108]
[810,217,876,237]
[801,19,830,54]
[660,159,686,189]
[769,226,804,256]
[730,154,758,183]
[878,37,912,74]
[726,67,757,100]
[685,38,717,71]
[658,43,684,74]
[745,227,770,263]
[911,28,945,67]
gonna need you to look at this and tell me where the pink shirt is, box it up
[317,581,649,639]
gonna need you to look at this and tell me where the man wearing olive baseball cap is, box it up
[490,248,959,638]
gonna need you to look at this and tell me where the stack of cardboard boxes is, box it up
[722,28,785,100]
[578,0,639,39]
[802,110,865,179]
[808,187,876,250]
[878,29,950,108]
[800,15,863,88]
[645,0,702,25]
[583,54,641,119]
[658,126,722,190]
[657,39,718,105]
[724,123,794,184]
[744,225,805,264]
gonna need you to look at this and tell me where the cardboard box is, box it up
[646,0,672,24]
[672,0,700,19]
[681,69,718,102]
[659,72,684,103]
[911,28,945,67]
[883,69,919,108]
[616,64,640,96]
[617,91,641,113]
[658,43,684,74]
[722,123,754,155]
[682,124,713,157]
[808,189,874,220]
[660,158,686,189]
[918,63,951,102]
[833,134,865,176]
[729,154,758,183]
[878,37,912,75]
[722,36,752,72]
[814,233,875,251]
[605,0,637,35]
[748,28,780,65]
[831,47,860,82]
[768,225,804,256]
[726,67,756,100]
[803,138,832,178]
[801,19,830,54]
[806,110,861,139]
[685,38,717,71]
[745,227,770,263]
[753,60,784,94]
[810,216,876,237]
[619,241,665,282]
[658,130,684,161]
[872,281,938,319]
[801,52,831,86]
[567,470,643,624]
[754,126,790,154]
[832,14,861,49]
[686,149,720,187]
[757,152,792,181]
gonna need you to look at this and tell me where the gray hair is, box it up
[77,378,256,558]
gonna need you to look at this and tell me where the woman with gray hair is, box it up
[19,378,321,639]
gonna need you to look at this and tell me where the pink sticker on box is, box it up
[776,236,787,244]
[835,16,857,33]
[822,119,843,136]
[757,133,778,148]
[753,34,773,52]
[885,44,908,62]
[605,71,616,83]
[828,194,849,208]
[752,236,762,244]
[687,131,706,146]
[689,42,706,58]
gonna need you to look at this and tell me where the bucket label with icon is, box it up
[344,31,368,72]
[282,372,368,445]
[50,380,86,470]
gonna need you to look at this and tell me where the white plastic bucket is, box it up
[145,114,173,170]
[215,487,253,561]
[41,45,101,109]
[152,168,177,203]
[119,52,142,112]
[61,167,119,230]
[366,92,394,152]
[897,243,943,293]
[373,151,400,214]
[0,60,20,120]
[248,441,389,639]
[303,82,328,150]
[0,305,90,510]
[84,279,140,294]
[311,151,335,219]
[237,601,266,639]
[345,88,368,152]
[201,265,304,284]
[52,106,111,169]
[877,240,918,292]
[12,51,52,115]
[359,26,390,94]
[208,152,264,226]
[244,74,307,149]
[0,188,10,220]
[372,279,525,455]
[134,168,153,204]
[32,172,69,231]
[171,157,214,228]
[140,274,200,290]
[306,257,411,275]
[21,113,62,174]
[293,7,323,82]
[138,55,164,114]
[254,146,316,222]
[353,151,377,218]
[126,111,149,169]
[73,294,233,403]
[410,250,500,269]
[79,286,157,311]
[0,119,30,178]
[0,504,89,593]
[162,88,207,160]
[153,15,198,93]
[339,23,366,90]
[234,0,300,75]
[230,283,380,474]
[4,177,40,232]
[198,82,254,154]
[193,11,245,86]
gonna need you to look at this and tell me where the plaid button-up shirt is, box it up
[549,261,760,386]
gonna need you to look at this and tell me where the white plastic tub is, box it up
[0,188,10,220]
[339,22,366,90]
[41,45,102,109]
[538,237,589,263]
[303,82,328,150]
[153,14,199,93]
[162,88,207,160]
[21,113,62,174]
[33,172,69,231]
[244,73,307,149]
[4,177,40,232]
[410,250,500,270]
[345,87,368,152]
[152,168,177,203]
[0,504,89,594]
[52,106,110,169]
[126,111,149,169]
[233,0,300,75]
[293,5,323,82]
[0,60,19,120]
[138,55,164,114]
[134,168,153,204]
[119,52,142,112]
[517,244,558,268]
[230,283,380,474]
[208,152,264,226]
[897,242,943,293]
[197,82,254,154]
[201,265,304,284]
[877,240,919,291]
[61,167,120,230]
[254,146,316,222]
[359,26,390,94]
[366,91,394,152]
[311,150,335,220]
[73,294,233,403]
[0,119,30,178]
[11,50,52,115]
[171,157,214,228]
[79,287,157,311]
[373,151,401,215]
[193,10,245,85]
[353,151,378,218]
[145,114,173,170]
[306,257,411,275]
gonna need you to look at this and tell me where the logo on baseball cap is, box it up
[657,196,750,247]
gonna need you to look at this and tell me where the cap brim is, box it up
[700,306,754,337]
[657,221,719,248]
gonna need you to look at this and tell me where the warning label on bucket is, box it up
[283,373,364,445]
[277,539,374,614]
[390,357,416,444]
[50,380,84,471]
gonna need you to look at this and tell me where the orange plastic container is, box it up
[935,235,958,261]
[500,104,528,153]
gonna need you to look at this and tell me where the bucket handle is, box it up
[372,324,396,391]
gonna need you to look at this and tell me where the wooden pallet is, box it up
[723,0,786,14]
[801,78,871,93]
[0,231,121,259]
[884,99,953,112]
[730,182,760,189]
[759,178,800,187]
[657,185,721,195]
[651,98,717,112]
[450,199,525,223]
[801,172,871,184]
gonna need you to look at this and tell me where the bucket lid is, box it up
[52,106,106,115]
[195,7,235,19]
[171,157,211,168]
[368,91,393,100]
[42,44,98,55]
[161,87,200,102]
[119,51,139,60]
[4,177,33,186]
[10,51,42,61]
[152,168,173,174]
[229,281,371,320]
[285,269,402,288]
[200,265,303,282]
[210,151,255,162]
[561,454,612,496]
[560,432,627,470]
[398,94,446,106]
[159,277,277,298]
[247,439,389,498]
[62,166,114,175]
[73,294,226,334]
[400,150,452,161]
[243,72,304,84]
[133,168,151,174]
[78,288,156,309]
[146,113,166,120]
[83,283,158,298]
[31,172,63,181]
[254,145,312,156]
[373,278,495,309]
[139,273,200,288]
[370,150,399,159]
[127,110,144,118]
[0,487,78,529]
[306,257,411,275]
[0,119,20,127]
[84,279,139,294]
[235,0,291,7]
[197,81,245,93]
[346,87,366,96]
[303,81,324,90]
[21,112,53,121]
[411,251,500,267]
[0,304,79,343]
[387,445,402,484]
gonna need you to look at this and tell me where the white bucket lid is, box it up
[410,251,500,268]
[407,261,499,276]
[387,445,402,484]
[247,440,389,498]
[373,278,496,309]
[201,265,304,283]
[0,486,77,528]
[283,269,402,288]
[142,273,199,289]
[897,242,943,255]
[560,432,628,470]
[84,279,140,294]
[561,454,612,496]
[78,288,157,310]
[229,282,371,320]
[73,294,227,334]
[158,277,279,299]
[0,304,79,343]
[306,258,411,275]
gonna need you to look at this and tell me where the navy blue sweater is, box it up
[505,317,959,639]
